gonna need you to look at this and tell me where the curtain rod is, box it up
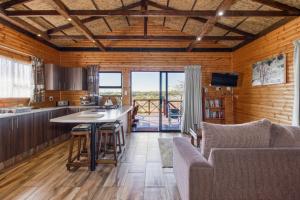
[0,44,34,58]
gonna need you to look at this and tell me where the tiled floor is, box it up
[0,132,183,200]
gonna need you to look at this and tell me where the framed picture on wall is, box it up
[252,53,286,86]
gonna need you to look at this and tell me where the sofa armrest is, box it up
[173,137,213,200]
[208,148,300,200]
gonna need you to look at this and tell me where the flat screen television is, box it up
[211,73,238,87]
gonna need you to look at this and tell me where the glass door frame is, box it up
[130,70,183,132]
[159,71,184,132]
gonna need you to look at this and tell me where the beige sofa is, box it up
[173,120,300,200]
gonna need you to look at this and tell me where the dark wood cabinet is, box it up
[0,108,70,164]
[0,117,13,161]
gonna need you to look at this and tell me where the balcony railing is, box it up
[133,98,182,116]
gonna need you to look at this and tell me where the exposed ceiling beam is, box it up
[49,0,105,51]
[90,0,112,32]
[47,16,100,34]
[187,0,237,51]
[0,0,33,9]
[251,0,300,13]
[0,7,49,40]
[50,35,248,41]
[120,0,131,26]
[148,0,254,37]
[181,0,198,32]
[162,0,170,26]
[5,9,299,17]
[46,1,141,35]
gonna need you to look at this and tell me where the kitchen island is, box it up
[50,106,133,171]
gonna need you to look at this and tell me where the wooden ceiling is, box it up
[0,0,299,52]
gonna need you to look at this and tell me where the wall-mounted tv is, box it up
[211,73,238,87]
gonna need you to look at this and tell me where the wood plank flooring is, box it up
[0,133,182,200]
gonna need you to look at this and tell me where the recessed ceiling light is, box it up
[37,34,41,37]
[196,36,202,41]
[67,18,72,21]
[218,11,224,16]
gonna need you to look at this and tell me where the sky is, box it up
[99,72,185,92]
[132,72,184,92]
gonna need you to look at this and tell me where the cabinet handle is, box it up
[17,118,18,129]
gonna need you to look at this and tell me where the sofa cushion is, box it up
[270,124,300,147]
[201,119,272,159]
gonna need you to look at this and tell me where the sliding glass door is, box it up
[160,72,184,131]
[131,71,184,132]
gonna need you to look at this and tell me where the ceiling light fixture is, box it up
[67,18,72,21]
[37,34,41,37]
[218,11,224,16]
[196,36,202,41]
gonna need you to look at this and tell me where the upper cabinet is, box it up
[45,64,87,91]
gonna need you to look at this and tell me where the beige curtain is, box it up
[181,66,202,133]
[31,57,45,103]
[292,40,300,126]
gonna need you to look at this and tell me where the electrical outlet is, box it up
[49,96,54,101]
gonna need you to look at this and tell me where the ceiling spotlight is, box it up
[218,11,224,16]
[196,36,202,41]
[67,18,72,21]
[37,34,41,37]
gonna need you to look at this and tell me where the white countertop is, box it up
[50,106,133,123]
[0,106,101,119]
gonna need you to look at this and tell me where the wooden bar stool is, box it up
[97,122,122,166]
[117,120,126,146]
[66,124,91,171]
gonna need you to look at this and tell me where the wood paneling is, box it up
[232,17,300,125]
[60,51,233,105]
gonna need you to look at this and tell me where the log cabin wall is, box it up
[232,17,300,125]
[60,52,233,106]
[0,24,60,107]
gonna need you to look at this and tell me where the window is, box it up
[99,72,122,96]
[0,56,33,98]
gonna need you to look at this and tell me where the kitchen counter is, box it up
[0,106,100,119]
[50,106,133,123]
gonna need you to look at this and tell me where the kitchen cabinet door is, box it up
[15,114,34,155]
[33,112,49,146]
[49,109,68,138]
[0,117,13,162]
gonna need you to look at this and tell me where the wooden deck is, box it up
[0,132,182,200]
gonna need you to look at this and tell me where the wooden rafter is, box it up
[148,0,254,37]
[46,1,141,35]
[0,6,49,40]
[187,0,237,52]
[181,0,198,32]
[90,0,112,32]
[120,0,131,26]
[0,0,33,9]
[5,9,300,17]
[251,0,300,13]
[50,35,248,41]
[49,0,105,51]
[162,0,170,26]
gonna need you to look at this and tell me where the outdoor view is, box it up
[132,72,185,131]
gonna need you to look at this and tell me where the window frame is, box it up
[99,71,122,96]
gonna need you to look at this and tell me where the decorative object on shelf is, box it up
[31,57,45,103]
[252,53,286,86]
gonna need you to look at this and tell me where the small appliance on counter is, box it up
[57,100,69,107]
[80,95,98,106]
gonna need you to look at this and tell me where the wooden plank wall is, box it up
[0,24,60,107]
[60,52,233,106]
[232,17,300,125]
